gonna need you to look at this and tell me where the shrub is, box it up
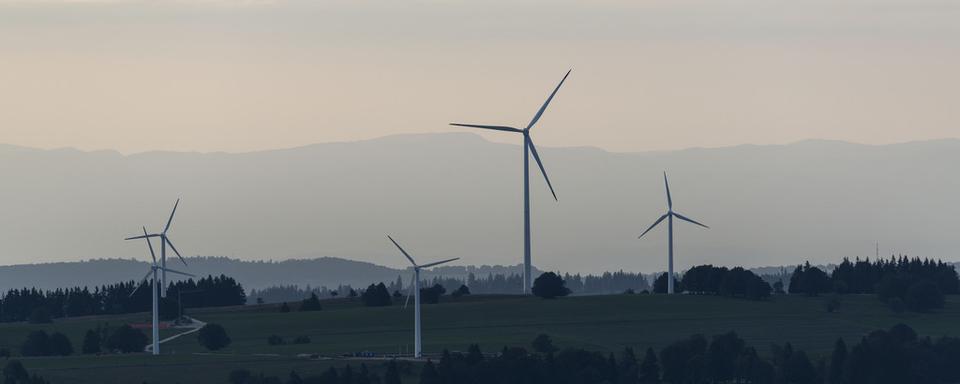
[20,331,50,357]
[531,272,571,299]
[106,325,148,353]
[197,323,231,351]
[279,302,291,313]
[81,329,101,354]
[292,335,311,345]
[48,332,73,356]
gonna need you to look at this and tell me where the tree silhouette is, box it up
[532,272,571,299]
[197,323,231,351]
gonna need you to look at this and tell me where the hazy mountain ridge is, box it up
[1,133,958,274]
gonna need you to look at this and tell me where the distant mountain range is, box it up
[1,133,958,274]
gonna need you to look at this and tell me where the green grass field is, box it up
[2,294,958,383]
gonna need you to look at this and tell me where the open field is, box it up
[3,294,959,383]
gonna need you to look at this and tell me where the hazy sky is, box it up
[1,0,958,153]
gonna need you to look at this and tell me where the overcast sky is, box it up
[1,0,958,154]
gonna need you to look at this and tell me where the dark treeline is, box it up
[227,324,960,384]
[0,274,245,323]
[249,271,649,304]
[789,256,958,311]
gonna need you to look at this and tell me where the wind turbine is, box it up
[129,226,194,355]
[637,172,709,294]
[450,70,570,294]
[388,235,459,359]
[125,198,188,298]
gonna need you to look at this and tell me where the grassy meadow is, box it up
[1,293,957,383]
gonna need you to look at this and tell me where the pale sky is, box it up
[1,0,958,154]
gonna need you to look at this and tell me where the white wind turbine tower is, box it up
[128,226,194,355]
[388,235,459,359]
[125,198,188,298]
[450,70,570,294]
[638,172,709,294]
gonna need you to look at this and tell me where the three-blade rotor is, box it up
[387,235,460,309]
[125,199,188,267]
[638,172,709,238]
[127,223,196,298]
[449,70,570,201]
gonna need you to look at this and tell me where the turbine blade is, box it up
[129,269,153,298]
[526,137,557,201]
[419,257,460,269]
[449,123,523,133]
[388,235,417,267]
[159,267,195,278]
[125,234,159,240]
[638,213,669,239]
[165,237,188,266]
[403,274,415,310]
[526,69,571,130]
[143,226,157,264]
[164,198,180,233]
[663,172,672,209]
[672,212,709,229]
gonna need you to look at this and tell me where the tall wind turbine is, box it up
[388,235,459,359]
[450,70,570,294]
[637,172,709,294]
[129,226,194,355]
[125,198,188,298]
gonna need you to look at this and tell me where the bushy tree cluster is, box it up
[104,325,149,353]
[3,360,50,384]
[652,273,682,294]
[450,285,471,298]
[420,284,447,304]
[0,274,247,323]
[789,257,957,311]
[788,262,832,296]
[197,323,231,351]
[681,265,772,300]
[360,283,392,307]
[19,331,72,357]
[836,324,960,384]
[531,272,571,299]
